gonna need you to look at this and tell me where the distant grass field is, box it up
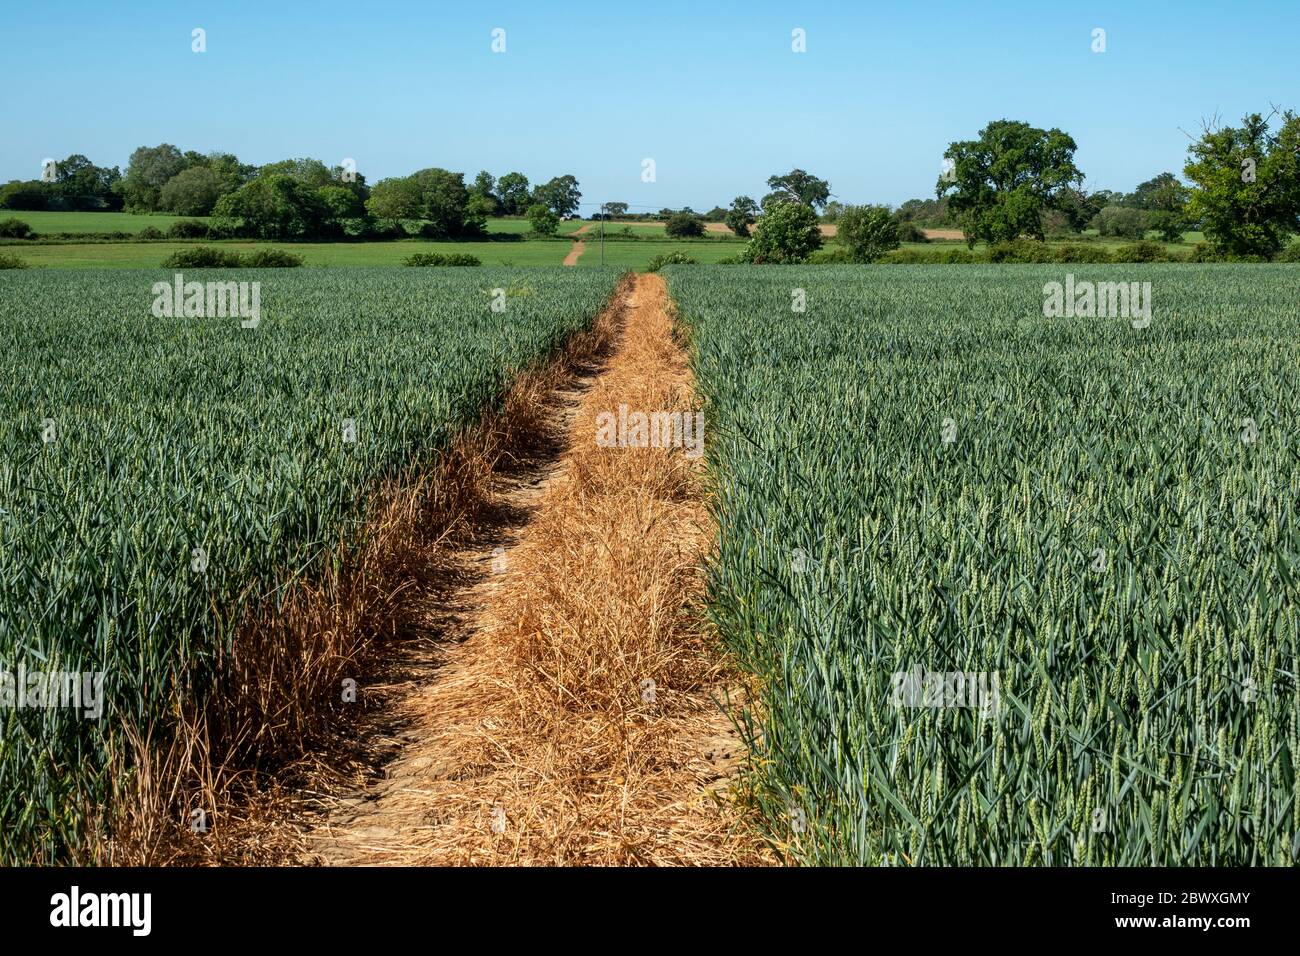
[485,217,588,236]
[1,210,211,234]
[10,239,573,268]
[574,239,745,268]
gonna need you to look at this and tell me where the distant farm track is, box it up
[562,223,592,266]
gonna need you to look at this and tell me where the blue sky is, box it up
[2,0,1297,210]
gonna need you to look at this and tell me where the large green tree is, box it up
[412,167,483,237]
[531,174,581,216]
[366,176,423,223]
[939,120,1084,244]
[118,144,188,212]
[158,165,225,216]
[1126,172,1191,242]
[765,169,831,210]
[496,172,530,215]
[725,195,758,237]
[1184,110,1300,259]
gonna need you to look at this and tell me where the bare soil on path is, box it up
[562,223,592,266]
[300,274,762,865]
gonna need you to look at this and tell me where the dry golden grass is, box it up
[302,274,765,866]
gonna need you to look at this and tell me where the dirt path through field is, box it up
[562,223,592,266]
[301,274,759,865]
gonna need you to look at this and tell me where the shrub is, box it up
[935,247,977,264]
[526,203,559,237]
[807,247,854,264]
[664,213,705,239]
[1188,242,1223,263]
[646,251,697,272]
[1274,241,1300,262]
[881,247,977,264]
[0,252,29,269]
[836,205,900,262]
[160,247,245,268]
[987,240,1056,263]
[137,226,165,240]
[242,248,304,268]
[895,221,928,243]
[167,220,211,239]
[402,252,481,267]
[1053,244,1113,263]
[204,219,241,240]
[743,201,823,263]
[0,218,34,239]
[1112,240,1170,263]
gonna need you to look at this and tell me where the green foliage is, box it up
[159,246,303,268]
[1112,240,1170,262]
[157,166,225,216]
[1094,205,1149,240]
[496,172,531,215]
[531,174,582,217]
[0,180,51,211]
[807,247,854,264]
[725,196,758,237]
[137,226,164,240]
[668,264,1300,866]
[402,252,482,266]
[526,203,560,237]
[318,185,366,221]
[211,175,330,241]
[166,219,211,239]
[365,176,422,223]
[1185,110,1300,259]
[118,143,188,212]
[1128,172,1191,242]
[835,205,900,262]
[241,248,305,268]
[941,119,1084,244]
[646,251,698,272]
[881,246,978,264]
[987,239,1057,263]
[665,213,705,238]
[159,246,246,268]
[0,268,621,862]
[0,252,29,268]
[894,196,953,229]
[895,221,928,243]
[413,167,484,238]
[743,201,823,263]
[1277,240,1300,262]
[1052,243,1115,263]
[0,218,34,239]
[766,169,831,210]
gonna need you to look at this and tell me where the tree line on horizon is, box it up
[3,108,1296,259]
[0,146,584,242]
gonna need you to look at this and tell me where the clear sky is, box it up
[2,0,1297,211]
